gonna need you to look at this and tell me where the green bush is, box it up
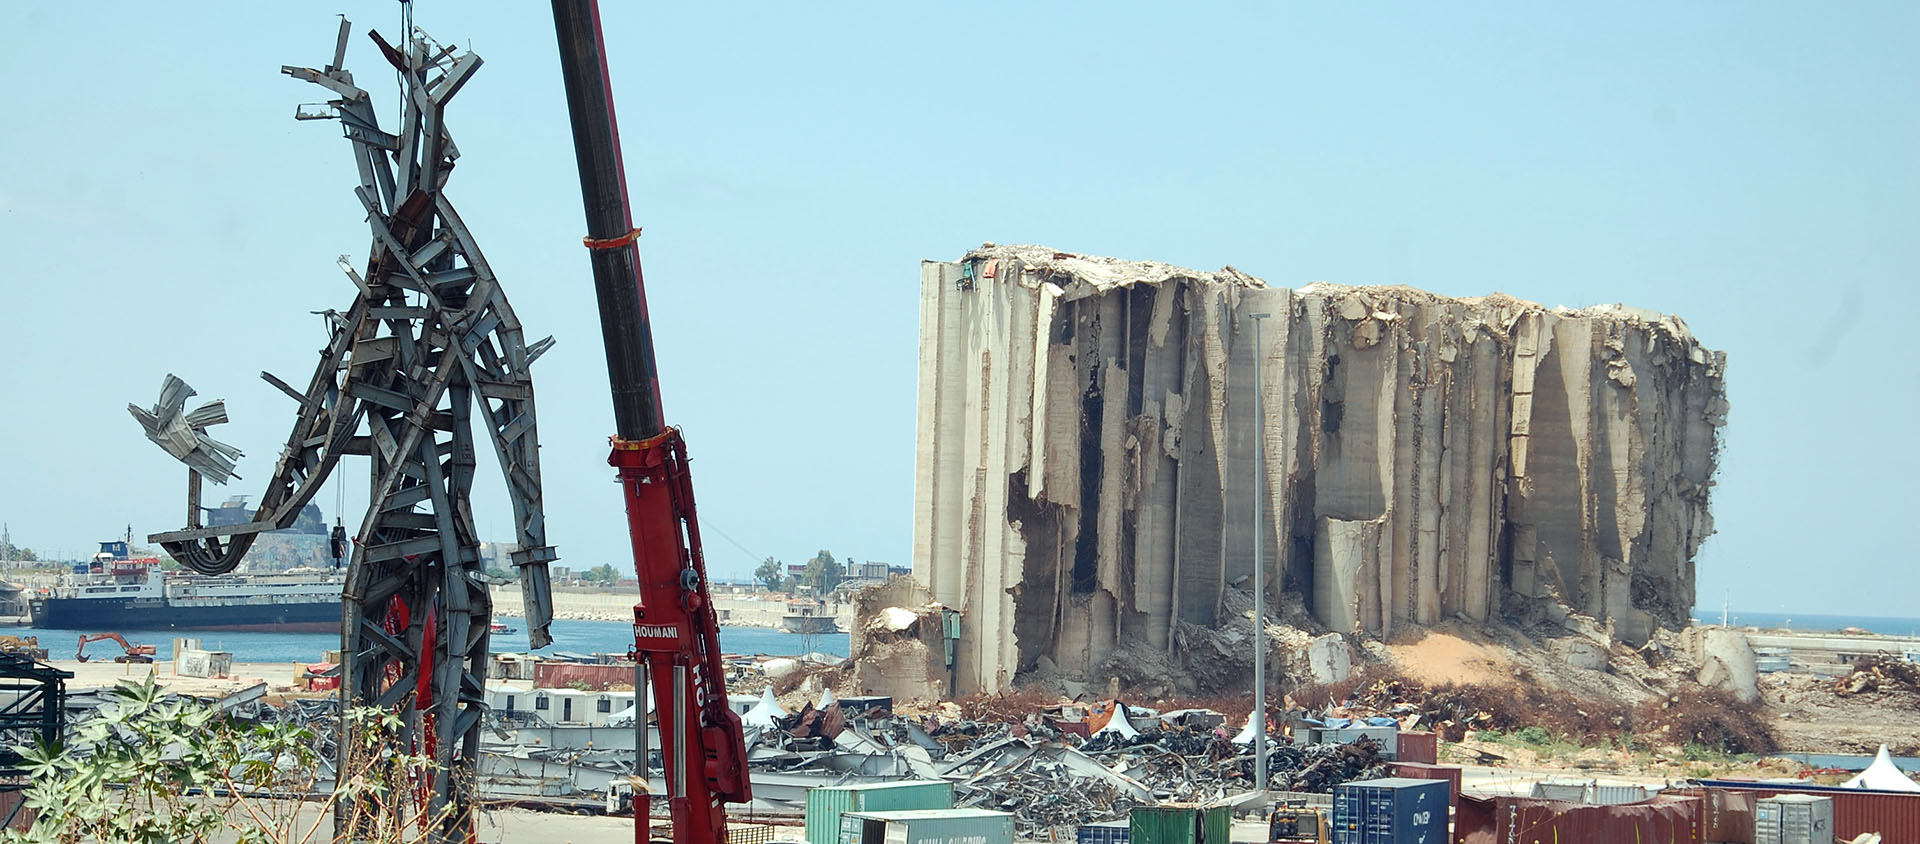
[4,676,450,844]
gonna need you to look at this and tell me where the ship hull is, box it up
[28,597,342,633]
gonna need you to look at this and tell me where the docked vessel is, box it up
[28,541,345,632]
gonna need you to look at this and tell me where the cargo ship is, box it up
[28,540,344,632]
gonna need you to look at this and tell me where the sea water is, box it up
[13,618,847,664]
[1688,610,1920,637]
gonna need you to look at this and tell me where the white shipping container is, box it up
[1755,794,1834,844]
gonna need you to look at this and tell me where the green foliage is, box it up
[580,563,619,584]
[4,676,450,844]
[1514,725,1554,746]
[799,550,840,595]
[754,557,784,592]
[0,533,32,562]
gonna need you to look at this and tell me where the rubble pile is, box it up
[750,697,1389,837]
[1833,653,1920,697]
[1309,671,1627,743]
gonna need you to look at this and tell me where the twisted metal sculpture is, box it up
[141,18,556,841]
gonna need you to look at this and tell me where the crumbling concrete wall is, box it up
[913,245,1727,694]
[847,577,951,701]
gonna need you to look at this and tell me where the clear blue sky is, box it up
[1,3,1914,617]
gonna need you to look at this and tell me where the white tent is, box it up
[818,687,838,709]
[1842,745,1920,793]
[742,687,787,729]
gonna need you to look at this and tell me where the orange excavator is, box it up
[75,632,156,663]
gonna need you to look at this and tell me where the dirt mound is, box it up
[1634,687,1778,755]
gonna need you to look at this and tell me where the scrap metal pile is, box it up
[746,697,1390,837]
[49,681,1393,834]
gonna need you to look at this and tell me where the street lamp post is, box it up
[1249,311,1271,794]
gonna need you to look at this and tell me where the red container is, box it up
[1392,762,1461,812]
[1397,730,1438,764]
[1453,794,1702,844]
[1667,787,1754,843]
[1689,783,1920,844]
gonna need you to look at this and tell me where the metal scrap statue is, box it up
[134,18,556,843]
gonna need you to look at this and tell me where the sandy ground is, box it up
[46,658,305,695]
[1381,631,1515,685]
[1761,671,1920,755]
[490,587,856,631]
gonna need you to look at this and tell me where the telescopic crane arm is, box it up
[550,4,752,844]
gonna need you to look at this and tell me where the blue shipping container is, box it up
[1332,777,1449,844]
[1076,820,1129,844]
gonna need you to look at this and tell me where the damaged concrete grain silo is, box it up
[911,244,1727,694]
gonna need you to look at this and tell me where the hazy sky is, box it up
[1,3,1914,617]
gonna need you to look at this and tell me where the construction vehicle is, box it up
[551,3,752,843]
[1268,801,1329,844]
[74,633,156,664]
[0,635,48,661]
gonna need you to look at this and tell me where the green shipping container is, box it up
[806,781,956,844]
[839,809,1013,844]
[1129,804,1232,844]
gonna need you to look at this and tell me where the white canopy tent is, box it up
[742,687,787,729]
[1842,745,1920,793]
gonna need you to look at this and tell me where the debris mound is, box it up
[1633,687,1778,755]
[1832,653,1920,697]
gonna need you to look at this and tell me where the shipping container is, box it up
[1077,819,1130,844]
[1332,777,1448,844]
[839,809,1013,844]
[1756,794,1834,844]
[1532,781,1592,803]
[1317,726,1400,759]
[1592,785,1652,806]
[806,781,955,844]
[1129,804,1232,844]
[1693,781,1920,844]
[1388,763,1459,812]
[1452,794,1701,844]
[1396,731,1437,765]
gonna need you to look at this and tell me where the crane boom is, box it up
[550,4,752,843]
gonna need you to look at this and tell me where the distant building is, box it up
[844,560,889,580]
[204,496,325,535]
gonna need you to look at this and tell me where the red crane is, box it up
[549,4,752,844]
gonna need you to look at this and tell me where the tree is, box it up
[754,557,784,592]
[582,563,618,585]
[800,549,840,596]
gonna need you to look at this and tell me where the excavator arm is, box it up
[550,3,751,842]
[75,633,156,664]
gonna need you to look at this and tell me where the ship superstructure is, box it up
[29,541,343,632]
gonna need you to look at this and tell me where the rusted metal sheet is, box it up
[1687,783,1920,844]
[1454,794,1702,844]
[1390,762,1460,813]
